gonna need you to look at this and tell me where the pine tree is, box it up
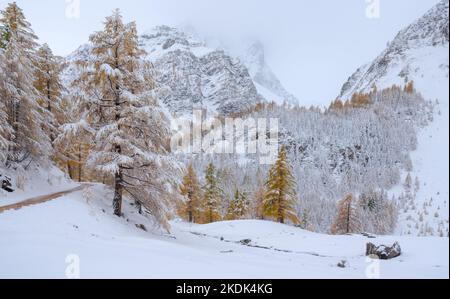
[34,43,65,143]
[202,163,222,223]
[226,189,249,220]
[263,147,300,224]
[331,194,362,235]
[70,10,176,221]
[0,2,50,164]
[179,164,202,223]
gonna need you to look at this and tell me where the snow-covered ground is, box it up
[0,166,78,206]
[396,55,449,236]
[0,184,447,279]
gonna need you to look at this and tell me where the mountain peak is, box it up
[339,0,449,100]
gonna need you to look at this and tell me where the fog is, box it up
[0,0,440,105]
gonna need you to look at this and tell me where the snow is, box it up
[397,47,449,236]
[0,184,447,279]
[362,44,450,237]
[339,17,449,236]
[0,166,78,206]
[254,82,286,105]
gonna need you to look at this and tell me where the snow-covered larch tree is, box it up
[263,146,300,224]
[331,194,362,235]
[0,2,51,165]
[70,10,177,223]
[226,189,249,220]
[179,163,202,223]
[0,49,13,164]
[34,43,66,143]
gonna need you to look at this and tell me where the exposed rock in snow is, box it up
[239,41,299,106]
[0,174,13,193]
[366,242,402,260]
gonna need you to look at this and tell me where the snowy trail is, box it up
[0,184,89,213]
[0,185,447,279]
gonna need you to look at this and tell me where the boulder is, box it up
[240,239,252,246]
[366,242,402,260]
[0,174,14,193]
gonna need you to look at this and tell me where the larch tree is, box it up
[34,43,66,143]
[263,146,300,224]
[0,50,13,163]
[0,2,50,164]
[252,184,266,220]
[226,189,249,220]
[68,10,176,223]
[179,164,202,223]
[331,194,362,235]
[202,163,222,223]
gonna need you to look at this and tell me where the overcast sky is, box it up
[0,0,440,105]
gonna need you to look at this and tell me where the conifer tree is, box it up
[67,10,176,221]
[252,184,266,220]
[34,43,65,143]
[226,189,249,220]
[404,81,415,93]
[263,147,300,224]
[0,24,8,49]
[0,51,13,164]
[179,164,202,223]
[0,2,50,164]
[202,163,222,223]
[331,194,362,234]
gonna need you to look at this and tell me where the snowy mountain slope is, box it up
[339,0,449,99]
[238,41,299,106]
[0,184,447,278]
[62,26,299,117]
[338,0,449,237]
[140,26,262,116]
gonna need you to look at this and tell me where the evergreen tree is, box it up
[0,24,8,49]
[179,164,202,223]
[263,147,300,224]
[68,10,176,222]
[252,184,266,220]
[202,163,222,223]
[0,2,50,164]
[331,194,362,234]
[226,189,249,220]
[0,50,13,163]
[34,43,65,143]
[404,173,412,190]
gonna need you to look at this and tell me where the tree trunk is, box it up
[346,201,351,234]
[277,192,284,224]
[113,163,123,217]
[67,162,74,180]
[78,145,82,182]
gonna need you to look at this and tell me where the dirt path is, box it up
[0,185,88,213]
